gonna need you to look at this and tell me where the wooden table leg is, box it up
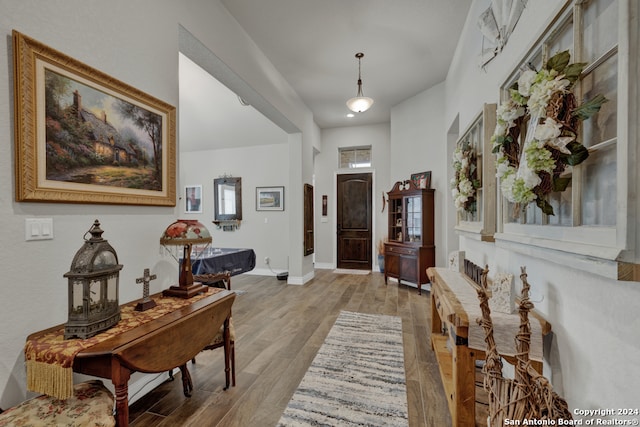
[430,290,441,350]
[112,359,131,427]
[452,340,476,426]
[223,316,231,390]
[179,364,193,397]
[530,359,543,374]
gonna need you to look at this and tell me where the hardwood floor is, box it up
[129,269,452,427]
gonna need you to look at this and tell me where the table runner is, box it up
[25,288,222,400]
[433,268,544,362]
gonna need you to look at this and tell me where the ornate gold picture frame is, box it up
[13,30,176,206]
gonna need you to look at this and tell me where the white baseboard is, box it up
[244,267,314,285]
[73,370,172,406]
[314,262,334,270]
[245,267,275,276]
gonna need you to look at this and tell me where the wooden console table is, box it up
[427,267,551,426]
[26,289,235,427]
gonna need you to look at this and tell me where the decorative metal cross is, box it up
[135,268,157,311]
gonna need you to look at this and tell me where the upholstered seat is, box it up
[0,380,115,427]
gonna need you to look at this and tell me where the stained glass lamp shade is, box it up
[160,219,212,298]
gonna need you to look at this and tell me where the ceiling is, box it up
[180,0,473,151]
[179,53,289,152]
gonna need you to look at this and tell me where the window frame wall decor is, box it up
[13,30,176,206]
[494,0,639,281]
[453,103,497,242]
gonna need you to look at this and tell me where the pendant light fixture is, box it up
[346,52,374,113]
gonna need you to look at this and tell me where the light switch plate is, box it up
[25,218,54,241]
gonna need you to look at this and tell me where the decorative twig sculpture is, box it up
[475,266,572,426]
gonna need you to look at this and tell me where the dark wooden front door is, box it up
[337,173,372,270]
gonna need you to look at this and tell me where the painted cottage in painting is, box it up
[71,90,141,166]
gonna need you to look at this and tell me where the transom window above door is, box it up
[339,146,371,169]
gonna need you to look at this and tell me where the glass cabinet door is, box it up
[389,198,403,242]
[405,196,422,243]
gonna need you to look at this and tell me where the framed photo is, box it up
[13,30,176,206]
[185,185,202,213]
[256,186,284,211]
[411,171,432,189]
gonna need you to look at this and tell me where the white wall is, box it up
[391,82,448,267]
[175,0,321,284]
[180,144,290,275]
[395,0,640,412]
[0,0,317,408]
[315,124,391,269]
[3,0,636,415]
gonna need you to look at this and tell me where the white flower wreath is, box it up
[492,51,607,215]
[451,138,479,214]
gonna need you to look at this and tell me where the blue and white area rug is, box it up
[277,310,409,426]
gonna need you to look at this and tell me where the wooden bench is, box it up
[427,267,551,426]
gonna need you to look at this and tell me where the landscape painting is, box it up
[45,70,162,190]
[257,186,284,211]
[13,30,176,206]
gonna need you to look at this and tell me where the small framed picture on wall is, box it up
[185,185,203,213]
[256,186,284,211]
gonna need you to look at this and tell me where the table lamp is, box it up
[160,219,212,298]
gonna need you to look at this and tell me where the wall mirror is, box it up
[214,177,242,221]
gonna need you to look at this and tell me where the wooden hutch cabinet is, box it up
[384,181,435,294]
